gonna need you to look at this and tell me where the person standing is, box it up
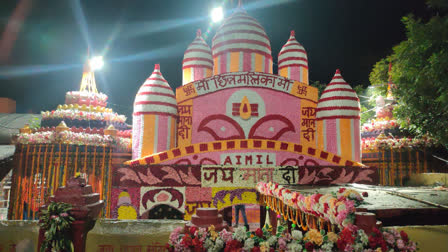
[234,204,249,231]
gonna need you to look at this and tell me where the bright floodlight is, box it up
[89,56,104,70]
[211,7,224,23]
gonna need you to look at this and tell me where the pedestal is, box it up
[188,208,228,231]
[355,212,377,234]
[38,177,104,252]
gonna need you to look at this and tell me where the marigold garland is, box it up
[257,182,362,228]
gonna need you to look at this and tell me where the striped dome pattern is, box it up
[278,30,308,84]
[134,64,177,116]
[316,69,360,120]
[182,29,213,85]
[212,7,273,74]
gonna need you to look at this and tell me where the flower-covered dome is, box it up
[182,29,213,85]
[212,4,272,74]
[316,69,360,120]
[278,30,308,84]
[133,64,177,116]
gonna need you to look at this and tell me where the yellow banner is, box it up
[300,99,317,148]
[177,100,193,147]
[176,83,198,103]
[290,81,318,102]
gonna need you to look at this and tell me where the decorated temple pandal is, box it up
[15,61,131,150]
[117,1,380,226]
[2,2,446,251]
[8,60,131,220]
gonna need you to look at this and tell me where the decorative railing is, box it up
[8,144,114,220]
[362,148,447,185]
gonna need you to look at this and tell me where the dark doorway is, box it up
[144,204,184,219]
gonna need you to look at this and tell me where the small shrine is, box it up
[360,63,443,185]
[8,58,131,220]
[1,2,447,252]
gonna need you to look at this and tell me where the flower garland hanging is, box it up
[257,182,367,228]
[39,202,75,252]
[16,131,131,152]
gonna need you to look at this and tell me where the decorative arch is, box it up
[127,139,363,167]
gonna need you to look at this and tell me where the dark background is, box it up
[0,0,432,122]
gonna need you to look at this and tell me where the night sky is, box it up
[0,0,432,122]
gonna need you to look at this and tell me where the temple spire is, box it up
[388,62,392,84]
[386,61,396,99]
[79,51,98,93]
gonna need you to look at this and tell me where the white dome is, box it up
[133,64,177,116]
[278,30,308,70]
[316,69,360,120]
[183,29,213,71]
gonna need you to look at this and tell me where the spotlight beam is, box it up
[0,63,82,79]
[69,0,93,50]
[110,43,186,64]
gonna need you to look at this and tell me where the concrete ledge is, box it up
[0,220,39,252]
[0,219,186,252]
[87,219,186,251]
[394,225,448,252]
[407,173,448,186]
[90,219,186,235]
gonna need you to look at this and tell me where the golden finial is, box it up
[56,121,69,133]
[376,132,387,141]
[104,124,117,137]
[19,124,32,134]
[79,50,99,94]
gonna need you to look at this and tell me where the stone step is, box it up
[82,193,100,205]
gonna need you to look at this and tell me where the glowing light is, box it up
[211,7,224,23]
[89,56,104,70]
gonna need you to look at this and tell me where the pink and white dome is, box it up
[316,69,360,120]
[278,30,308,83]
[182,29,213,85]
[133,64,177,116]
[212,5,272,74]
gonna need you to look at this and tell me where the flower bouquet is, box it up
[167,223,417,251]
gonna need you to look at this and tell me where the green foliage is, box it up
[310,80,327,97]
[391,14,448,146]
[353,85,382,125]
[28,116,41,130]
[369,58,392,86]
[369,9,448,147]
[426,0,448,9]
[360,105,376,126]
[39,202,75,252]
[276,224,286,237]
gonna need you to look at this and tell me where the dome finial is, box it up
[335,69,341,74]
[238,0,243,8]
[196,29,202,37]
[290,30,295,37]
[154,64,160,71]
